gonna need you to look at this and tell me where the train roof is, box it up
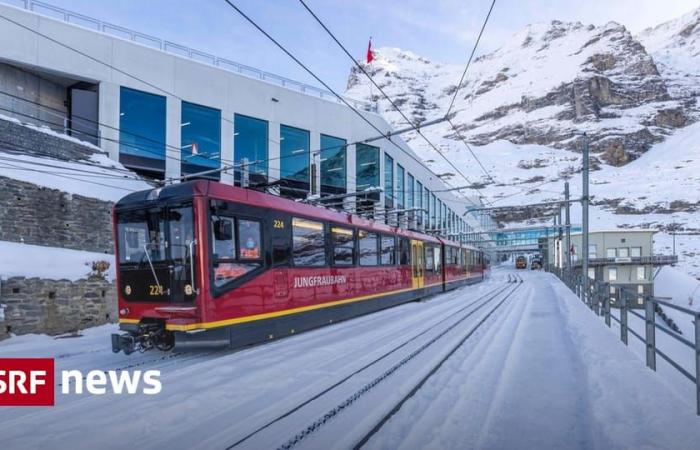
[116,181,484,248]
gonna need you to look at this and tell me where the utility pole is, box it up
[565,181,571,273]
[581,133,590,303]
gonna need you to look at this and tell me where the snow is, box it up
[0,149,152,202]
[1,269,698,449]
[0,240,115,281]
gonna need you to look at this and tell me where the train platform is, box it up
[1,269,699,449]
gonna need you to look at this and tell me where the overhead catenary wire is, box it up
[296,0,491,203]
[220,0,478,194]
[444,0,497,118]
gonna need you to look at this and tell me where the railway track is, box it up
[225,279,523,450]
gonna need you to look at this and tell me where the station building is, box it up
[548,230,678,307]
[0,1,495,245]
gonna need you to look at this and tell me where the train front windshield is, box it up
[116,204,197,303]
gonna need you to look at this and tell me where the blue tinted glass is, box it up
[280,125,310,182]
[235,114,268,184]
[396,165,405,207]
[181,101,220,177]
[431,194,436,228]
[320,134,346,192]
[356,143,379,191]
[407,173,414,208]
[384,154,393,204]
[119,87,166,166]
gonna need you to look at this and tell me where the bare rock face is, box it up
[346,20,697,167]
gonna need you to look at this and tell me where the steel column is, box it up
[645,297,656,370]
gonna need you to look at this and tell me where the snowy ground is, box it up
[1,268,698,450]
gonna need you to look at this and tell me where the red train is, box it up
[111,181,488,354]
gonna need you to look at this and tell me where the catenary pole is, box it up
[582,133,590,302]
[565,181,571,272]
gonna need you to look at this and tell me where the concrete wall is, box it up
[0,62,68,129]
[0,276,116,337]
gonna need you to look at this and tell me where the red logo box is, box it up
[0,358,54,406]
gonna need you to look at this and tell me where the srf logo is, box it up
[0,358,54,406]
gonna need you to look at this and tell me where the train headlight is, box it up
[119,308,130,316]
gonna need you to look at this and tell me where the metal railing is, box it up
[548,264,700,415]
[2,0,377,112]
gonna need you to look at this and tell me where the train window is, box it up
[238,220,262,260]
[117,209,166,264]
[380,235,396,265]
[332,227,355,266]
[168,207,194,265]
[359,230,379,266]
[451,247,459,266]
[425,246,434,271]
[434,246,442,273]
[212,216,236,260]
[399,238,410,265]
[292,218,327,266]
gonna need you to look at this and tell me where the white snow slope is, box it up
[0,269,698,450]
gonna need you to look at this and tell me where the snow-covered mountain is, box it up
[345,7,700,276]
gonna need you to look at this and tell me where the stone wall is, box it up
[0,176,115,254]
[0,276,117,339]
[0,116,100,161]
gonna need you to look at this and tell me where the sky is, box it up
[12,0,700,91]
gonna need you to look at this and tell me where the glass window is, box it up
[292,218,326,266]
[117,209,165,264]
[384,154,394,207]
[399,238,410,265]
[234,114,268,186]
[618,247,629,258]
[425,246,435,271]
[589,244,597,259]
[281,124,310,183]
[407,174,414,209]
[606,248,616,258]
[356,144,380,191]
[416,181,423,225]
[631,247,642,257]
[396,165,405,208]
[332,226,354,266]
[238,220,262,260]
[320,134,347,196]
[434,246,442,272]
[181,101,220,179]
[588,268,595,279]
[637,285,644,294]
[608,267,618,281]
[431,194,436,229]
[119,87,166,175]
[636,266,645,281]
[359,230,379,266]
[211,216,235,260]
[380,235,396,265]
[168,206,194,264]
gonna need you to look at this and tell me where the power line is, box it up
[220,0,470,191]
[445,0,497,117]
[296,0,491,204]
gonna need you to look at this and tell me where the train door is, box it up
[411,240,424,289]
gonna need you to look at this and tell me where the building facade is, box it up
[548,230,677,307]
[0,1,494,244]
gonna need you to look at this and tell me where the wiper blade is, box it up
[143,243,162,288]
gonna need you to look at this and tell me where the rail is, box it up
[2,0,377,112]
[547,264,700,415]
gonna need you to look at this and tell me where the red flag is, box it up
[366,38,374,64]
